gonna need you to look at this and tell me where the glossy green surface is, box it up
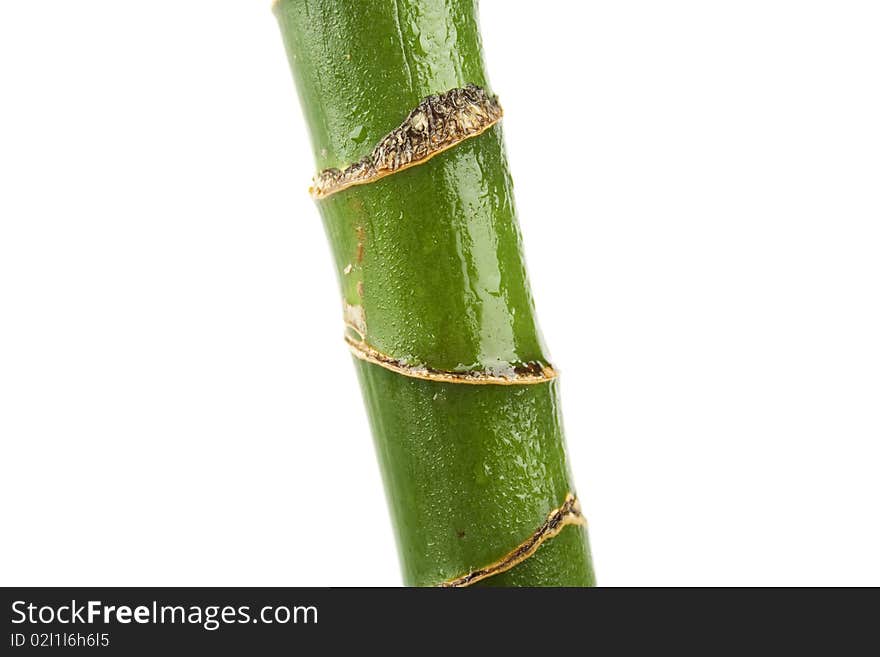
[275,0,595,586]
[320,127,546,373]
[357,362,594,587]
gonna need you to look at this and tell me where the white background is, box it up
[1,1,878,586]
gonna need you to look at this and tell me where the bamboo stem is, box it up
[274,0,595,587]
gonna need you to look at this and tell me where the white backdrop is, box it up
[1,1,878,586]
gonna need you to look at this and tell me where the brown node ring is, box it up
[345,334,557,386]
[439,494,587,587]
[311,84,503,199]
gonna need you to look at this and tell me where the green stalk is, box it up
[274,0,595,587]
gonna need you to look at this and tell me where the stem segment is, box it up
[275,0,595,586]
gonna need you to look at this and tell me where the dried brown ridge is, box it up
[439,494,587,587]
[345,334,557,385]
[311,84,503,199]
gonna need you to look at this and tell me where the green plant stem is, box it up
[274,0,595,587]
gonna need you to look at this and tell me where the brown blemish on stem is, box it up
[310,84,503,199]
[345,335,557,385]
[355,225,365,264]
[439,494,586,587]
